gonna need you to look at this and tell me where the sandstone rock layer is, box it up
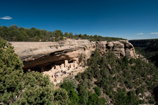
[10,39,137,70]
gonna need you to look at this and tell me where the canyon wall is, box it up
[130,39,158,51]
[10,39,137,70]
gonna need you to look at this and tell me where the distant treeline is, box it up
[0,25,125,42]
[130,39,158,51]
[130,39,158,67]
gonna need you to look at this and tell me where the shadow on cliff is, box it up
[150,54,158,67]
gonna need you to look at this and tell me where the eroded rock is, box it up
[10,39,137,70]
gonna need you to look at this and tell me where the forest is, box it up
[0,25,125,42]
[130,39,158,67]
[0,26,158,105]
[74,50,158,104]
[0,36,106,105]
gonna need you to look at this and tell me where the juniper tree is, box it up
[0,37,54,104]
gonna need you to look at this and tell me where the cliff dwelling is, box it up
[42,60,84,85]
[10,39,140,85]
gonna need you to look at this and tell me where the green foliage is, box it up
[132,39,158,67]
[98,97,106,105]
[1,29,158,105]
[19,71,54,105]
[69,89,80,105]
[0,38,54,104]
[61,83,106,105]
[0,37,23,104]
[93,87,101,96]
[77,85,89,105]
[88,92,99,105]
[130,39,158,51]
[0,25,125,42]
[88,91,106,105]
[54,88,70,105]
[60,79,77,94]
[123,56,128,67]
[60,79,80,105]
[129,58,135,64]
[75,49,158,104]
[114,89,141,105]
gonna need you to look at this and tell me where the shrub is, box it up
[54,88,70,105]
[88,92,99,105]
[69,89,80,105]
[60,79,77,94]
[0,38,54,104]
[0,37,24,104]
[19,71,54,104]
[123,56,129,67]
[114,89,141,105]
[77,85,88,105]
[129,58,135,64]
[98,97,106,105]
[94,87,101,96]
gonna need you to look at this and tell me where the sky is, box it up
[0,0,158,40]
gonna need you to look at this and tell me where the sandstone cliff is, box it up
[10,39,137,70]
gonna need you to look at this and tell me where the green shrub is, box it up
[0,37,54,104]
[0,37,24,104]
[114,89,141,105]
[98,97,106,105]
[93,87,101,96]
[54,88,70,105]
[60,79,77,94]
[77,85,88,105]
[88,92,99,105]
[129,58,135,64]
[123,56,129,67]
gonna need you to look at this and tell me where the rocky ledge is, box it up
[10,39,137,70]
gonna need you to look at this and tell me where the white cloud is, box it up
[137,33,144,35]
[0,16,12,20]
[150,32,158,34]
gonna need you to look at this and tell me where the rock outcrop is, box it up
[10,39,137,70]
[96,40,137,58]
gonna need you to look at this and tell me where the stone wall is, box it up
[43,60,79,84]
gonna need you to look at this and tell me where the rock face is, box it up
[10,39,137,70]
[97,40,137,58]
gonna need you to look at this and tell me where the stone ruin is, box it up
[43,60,80,85]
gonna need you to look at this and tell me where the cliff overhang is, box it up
[10,39,137,70]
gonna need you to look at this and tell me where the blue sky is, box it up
[0,0,158,40]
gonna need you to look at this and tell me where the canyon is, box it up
[10,39,138,84]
